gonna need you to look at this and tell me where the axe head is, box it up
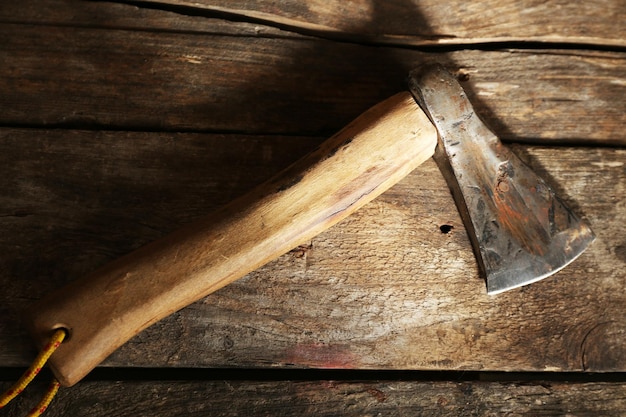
[408,64,595,294]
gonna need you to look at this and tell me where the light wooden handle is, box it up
[26,92,437,386]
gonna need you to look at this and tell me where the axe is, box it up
[25,64,594,387]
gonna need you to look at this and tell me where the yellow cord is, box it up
[25,380,61,417]
[0,329,66,414]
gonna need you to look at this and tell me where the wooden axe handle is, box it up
[26,92,437,387]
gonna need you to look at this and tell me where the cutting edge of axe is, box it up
[24,64,594,387]
[408,64,595,294]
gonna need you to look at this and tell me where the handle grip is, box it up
[26,92,437,386]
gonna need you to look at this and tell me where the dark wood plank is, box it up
[1,129,624,373]
[2,379,626,417]
[137,0,626,47]
[1,1,624,414]
[0,128,320,365]
[3,0,625,48]
[0,0,294,37]
[0,22,624,143]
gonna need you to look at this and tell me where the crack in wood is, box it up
[109,0,626,52]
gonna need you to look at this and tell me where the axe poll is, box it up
[26,64,594,387]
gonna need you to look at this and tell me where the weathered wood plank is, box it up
[1,0,624,413]
[0,23,624,143]
[1,129,624,372]
[2,379,626,417]
[0,0,294,37]
[3,0,625,48]
[136,0,626,47]
[0,129,320,364]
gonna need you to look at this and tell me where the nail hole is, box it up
[456,70,471,82]
[439,224,454,234]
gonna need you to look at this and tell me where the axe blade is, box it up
[408,64,595,294]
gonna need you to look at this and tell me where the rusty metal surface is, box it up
[408,64,595,294]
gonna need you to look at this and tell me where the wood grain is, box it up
[1,128,624,373]
[0,23,624,144]
[0,129,322,366]
[4,0,625,48]
[137,0,626,47]
[1,0,625,413]
[0,0,296,37]
[2,379,626,417]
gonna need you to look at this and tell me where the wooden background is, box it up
[1,0,625,415]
